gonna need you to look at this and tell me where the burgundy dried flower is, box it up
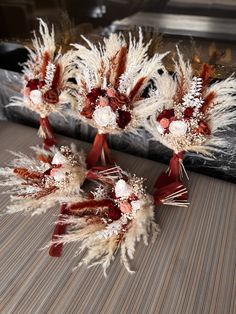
[43,89,59,104]
[184,107,194,119]
[26,79,40,91]
[87,88,106,103]
[157,109,175,121]
[193,121,210,135]
[38,80,46,89]
[80,103,96,119]
[108,204,121,220]
[198,121,211,135]
[117,110,132,129]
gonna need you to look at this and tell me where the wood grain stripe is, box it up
[0,121,235,314]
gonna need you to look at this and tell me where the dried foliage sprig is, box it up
[48,167,160,275]
[145,48,236,203]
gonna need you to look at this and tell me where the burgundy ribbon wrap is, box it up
[49,203,69,257]
[154,151,188,205]
[168,151,185,180]
[86,133,114,169]
[39,117,56,150]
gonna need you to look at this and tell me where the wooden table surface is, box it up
[0,121,236,314]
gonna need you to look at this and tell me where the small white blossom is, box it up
[93,106,117,128]
[96,215,128,239]
[156,121,165,134]
[92,186,108,200]
[29,90,43,104]
[115,179,132,198]
[169,120,187,136]
[131,200,142,211]
[52,151,68,165]
[50,168,66,182]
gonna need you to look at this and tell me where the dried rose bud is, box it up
[107,87,116,97]
[159,118,170,129]
[98,96,109,107]
[157,109,175,121]
[26,79,39,91]
[43,89,59,104]
[169,120,187,136]
[184,107,194,119]
[93,106,117,127]
[115,179,132,198]
[198,121,211,135]
[108,204,121,220]
[29,90,43,104]
[87,88,106,103]
[120,201,132,214]
[51,151,68,165]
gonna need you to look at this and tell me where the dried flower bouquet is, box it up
[145,49,236,204]
[70,29,167,167]
[48,166,160,275]
[10,19,76,149]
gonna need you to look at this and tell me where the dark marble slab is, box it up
[0,69,236,183]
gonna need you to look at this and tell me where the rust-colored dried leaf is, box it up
[116,221,132,243]
[109,93,128,111]
[201,91,216,114]
[114,46,127,88]
[80,103,95,119]
[14,168,43,180]
[81,80,88,93]
[129,77,146,101]
[174,71,185,104]
[199,63,214,91]
[36,154,52,164]
[85,216,105,225]
[69,199,113,212]
[41,51,50,80]
[98,60,106,86]
[35,186,58,199]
